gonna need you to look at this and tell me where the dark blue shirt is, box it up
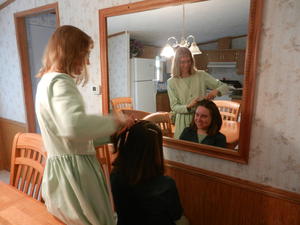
[110,173,183,225]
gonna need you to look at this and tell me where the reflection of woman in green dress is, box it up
[167,47,229,139]
[35,25,129,225]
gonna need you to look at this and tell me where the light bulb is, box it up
[189,41,202,55]
[160,44,175,58]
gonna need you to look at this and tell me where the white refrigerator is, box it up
[131,58,157,113]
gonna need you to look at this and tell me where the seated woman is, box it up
[179,99,226,148]
[110,120,188,225]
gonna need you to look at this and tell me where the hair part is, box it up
[36,25,93,86]
[171,47,197,78]
[112,120,164,185]
[190,99,223,136]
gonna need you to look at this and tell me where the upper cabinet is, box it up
[194,36,246,75]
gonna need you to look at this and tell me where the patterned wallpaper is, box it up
[108,32,130,102]
[1,0,300,193]
[165,0,300,193]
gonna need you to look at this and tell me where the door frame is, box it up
[14,2,60,132]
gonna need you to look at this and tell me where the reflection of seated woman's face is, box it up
[194,106,212,131]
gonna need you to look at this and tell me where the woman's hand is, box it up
[114,113,135,131]
[205,89,219,100]
[187,96,203,110]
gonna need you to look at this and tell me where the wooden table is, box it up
[0,181,64,225]
[220,121,240,149]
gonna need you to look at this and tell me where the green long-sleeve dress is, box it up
[35,72,117,225]
[167,70,229,139]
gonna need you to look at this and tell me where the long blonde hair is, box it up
[171,47,197,78]
[36,25,93,86]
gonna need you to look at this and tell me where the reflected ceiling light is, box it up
[160,4,202,58]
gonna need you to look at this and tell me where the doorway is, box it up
[14,3,59,132]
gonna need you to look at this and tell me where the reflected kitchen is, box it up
[109,35,244,150]
[107,1,249,150]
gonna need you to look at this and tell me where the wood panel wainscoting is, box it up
[0,126,4,170]
[165,160,300,225]
[0,118,27,170]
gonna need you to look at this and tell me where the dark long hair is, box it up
[112,120,164,185]
[190,99,222,136]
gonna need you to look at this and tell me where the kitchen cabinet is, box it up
[195,50,236,63]
[194,53,208,71]
[156,92,171,112]
[206,49,237,62]
[194,49,245,74]
[140,45,161,58]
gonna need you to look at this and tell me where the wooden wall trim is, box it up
[0,118,27,170]
[165,160,300,204]
[0,125,4,170]
[165,160,300,225]
[0,118,27,128]
[108,31,126,38]
[0,0,15,10]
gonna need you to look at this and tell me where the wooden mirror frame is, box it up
[99,0,263,164]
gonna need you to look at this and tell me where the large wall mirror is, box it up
[99,0,263,163]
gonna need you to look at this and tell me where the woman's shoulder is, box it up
[152,176,177,190]
[43,72,70,79]
[214,132,227,147]
[193,70,210,77]
[40,72,72,85]
[208,132,226,140]
[216,132,226,139]
[181,126,194,134]
[167,76,177,85]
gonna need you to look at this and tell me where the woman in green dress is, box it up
[35,25,130,225]
[167,47,229,139]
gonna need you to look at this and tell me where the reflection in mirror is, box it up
[100,0,263,163]
[107,0,248,150]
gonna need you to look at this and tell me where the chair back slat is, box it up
[213,100,241,121]
[29,169,39,196]
[10,133,47,201]
[34,174,43,200]
[143,112,173,137]
[19,164,28,191]
[120,109,150,120]
[111,97,133,113]
[24,166,34,193]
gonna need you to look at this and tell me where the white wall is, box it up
[1,0,300,193]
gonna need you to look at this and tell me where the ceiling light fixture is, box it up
[160,4,202,58]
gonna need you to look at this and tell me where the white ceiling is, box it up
[107,0,250,47]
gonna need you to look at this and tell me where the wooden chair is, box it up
[111,97,133,113]
[143,112,173,137]
[120,109,150,120]
[213,100,241,121]
[95,144,115,211]
[9,132,47,201]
